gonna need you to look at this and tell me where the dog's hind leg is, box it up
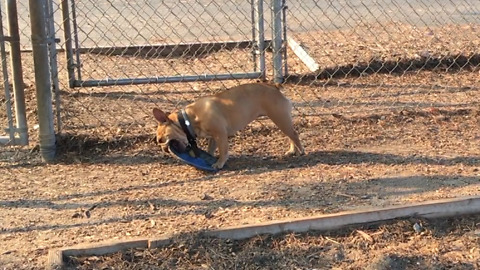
[265,100,304,156]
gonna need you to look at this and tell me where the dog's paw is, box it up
[285,148,305,156]
[285,150,296,156]
[211,161,225,170]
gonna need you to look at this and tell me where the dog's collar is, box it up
[177,109,197,145]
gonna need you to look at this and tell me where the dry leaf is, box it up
[356,230,374,243]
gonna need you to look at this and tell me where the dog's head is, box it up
[152,108,189,153]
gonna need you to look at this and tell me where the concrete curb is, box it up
[48,196,480,269]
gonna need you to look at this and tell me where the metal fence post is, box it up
[0,3,15,145]
[29,0,56,161]
[61,0,75,88]
[254,0,266,79]
[281,0,288,77]
[6,0,28,145]
[70,0,82,82]
[46,0,62,133]
[271,0,284,83]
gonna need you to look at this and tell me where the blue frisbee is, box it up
[168,141,218,172]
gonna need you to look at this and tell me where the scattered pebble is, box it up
[413,222,423,233]
[201,194,214,200]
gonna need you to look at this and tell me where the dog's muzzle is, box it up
[156,136,170,153]
[158,138,187,153]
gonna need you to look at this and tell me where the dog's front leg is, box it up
[211,133,228,169]
[207,138,217,155]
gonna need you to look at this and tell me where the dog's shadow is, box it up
[223,150,480,174]
[43,133,480,173]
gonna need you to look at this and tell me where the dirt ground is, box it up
[68,215,480,270]
[1,23,480,269]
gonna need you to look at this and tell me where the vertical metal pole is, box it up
[255,0,266,79]
[6,0,28,145]
[282,0,288,77]
[29,0,56,162]
[71,0,82,81]
[0,4,15,143]
[250,0,257,71]
[271,0,284,83]
[46,0,62,133]
[61,0,75,88]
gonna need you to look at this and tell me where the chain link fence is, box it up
[57,0,480,140]
[2,0,480,154]
[284,0,480,116]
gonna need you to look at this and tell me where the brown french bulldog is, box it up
[153,83,304,169]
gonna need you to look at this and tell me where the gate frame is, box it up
[59,0,288,88]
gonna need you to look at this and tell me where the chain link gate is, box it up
[59,0,290,87]
[0,0,28,146]
[33,0,291,161]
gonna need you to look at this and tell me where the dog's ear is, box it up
[153,108,170,123]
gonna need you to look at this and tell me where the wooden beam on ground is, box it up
[287,37,320,72]
[204,196,480,240]
[47,196,480,269]
[47,238,149,269]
